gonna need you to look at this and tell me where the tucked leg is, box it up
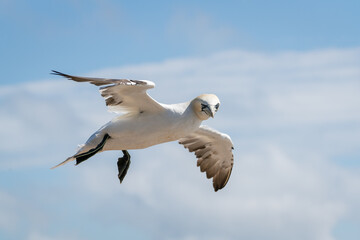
[117,150,131,184]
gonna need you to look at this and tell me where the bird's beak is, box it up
[210,107,215,118]
[203,106,215,118]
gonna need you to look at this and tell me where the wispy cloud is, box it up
[1,48,360,240]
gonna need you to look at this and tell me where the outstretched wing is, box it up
[179,125,234,192]
[52,70,165,114]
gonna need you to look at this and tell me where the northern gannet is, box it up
[51,70,234,191]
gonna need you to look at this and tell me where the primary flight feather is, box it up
[51,70,234,192]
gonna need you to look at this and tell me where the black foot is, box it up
[117,150,131,183]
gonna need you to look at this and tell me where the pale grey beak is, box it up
[203,106,215,118]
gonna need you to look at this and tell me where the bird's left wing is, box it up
[52,70,165,114]
[179,125,234,192]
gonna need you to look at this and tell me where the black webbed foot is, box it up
[117,150,131,183]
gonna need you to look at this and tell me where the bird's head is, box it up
[191,94,220,120]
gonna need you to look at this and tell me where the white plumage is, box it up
[51,71,234,191]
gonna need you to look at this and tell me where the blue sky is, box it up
[1,1,360,240]
[1,0,359,84]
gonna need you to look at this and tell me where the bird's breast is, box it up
[103,110,201,150]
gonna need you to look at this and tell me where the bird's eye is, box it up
[215,103,220,111]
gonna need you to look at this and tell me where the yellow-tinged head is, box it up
[191,94,220,120]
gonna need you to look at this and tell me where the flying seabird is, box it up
[51,70,234,192]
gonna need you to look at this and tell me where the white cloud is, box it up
[1,48,360,240]
[70,144,353,240]
[27,232,83,240]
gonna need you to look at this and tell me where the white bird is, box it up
[51,70,234,191]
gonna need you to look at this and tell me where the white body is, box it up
[83,102,201,153]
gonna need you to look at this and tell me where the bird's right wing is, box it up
[179,125,234,192]
[52,70,165,114]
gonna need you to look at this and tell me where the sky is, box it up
[1,1,360,240]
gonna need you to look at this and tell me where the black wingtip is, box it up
[51,70,63,76]
[51,70,72,80]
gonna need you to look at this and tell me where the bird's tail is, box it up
[51,156,75,169]
[51,133,110,169]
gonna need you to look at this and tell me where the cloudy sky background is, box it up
[1,1,360,240]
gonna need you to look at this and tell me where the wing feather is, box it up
[206,160,220,179]
[52,70,164,114]
[179,125,234,192]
